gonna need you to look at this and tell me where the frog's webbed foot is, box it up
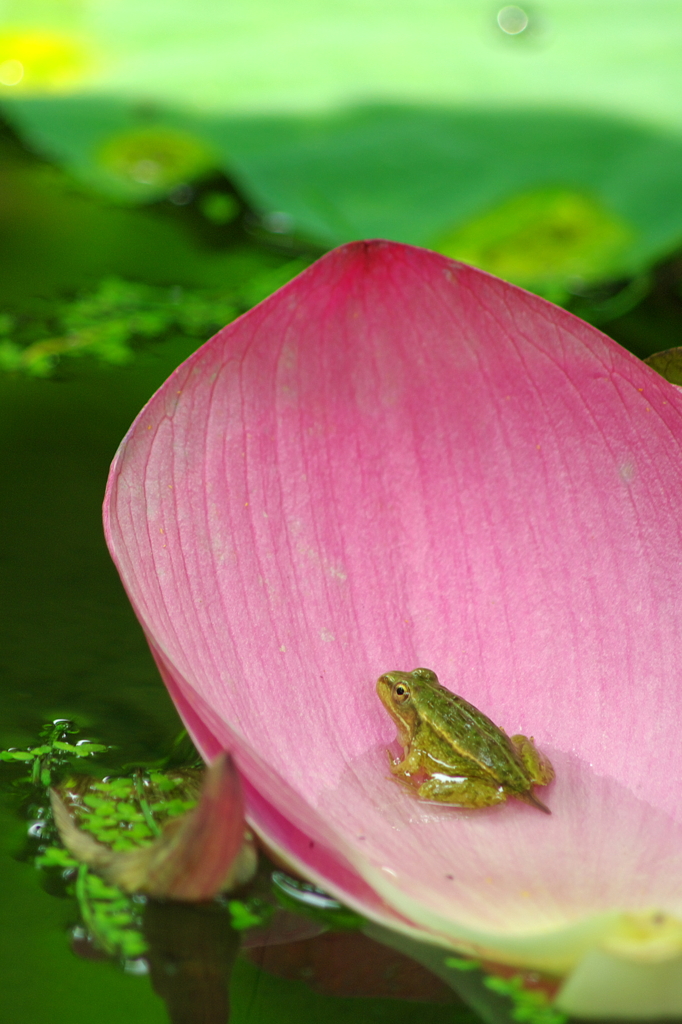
[510,734,555,786]
[416,776,507,808]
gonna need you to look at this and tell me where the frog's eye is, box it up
[393,683,411,703]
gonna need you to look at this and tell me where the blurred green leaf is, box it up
[34,845,78,869]
[446,956,481,972]
[200,105,682,290]
[4,2,682,297]
[483,975,567,1024]
[6,98,682,297]
[227,899,270,931]
[434,187,633,299]
[644,347,682,386]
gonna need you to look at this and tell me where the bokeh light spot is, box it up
[263,211,294,234]
[497,6,530,35]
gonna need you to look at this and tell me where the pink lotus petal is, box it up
[105,241,682,973]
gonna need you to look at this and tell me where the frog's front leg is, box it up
[510,734,554,785]
[417,775,508,808]
[387,745,422,777]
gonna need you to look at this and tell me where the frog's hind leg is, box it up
[510,734,555,785]
[417,776,507,809]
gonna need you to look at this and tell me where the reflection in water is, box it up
[133,896,470,1022]
[144,900,239,1024]
[244,928,460,1004]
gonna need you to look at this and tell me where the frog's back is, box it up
[414,683,531,791]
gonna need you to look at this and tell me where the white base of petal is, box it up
[557,949,682,1018]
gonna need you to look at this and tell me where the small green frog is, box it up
[376,668,554,813]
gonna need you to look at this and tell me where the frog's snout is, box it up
[378,670,401,686]
[377,671,413,704]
